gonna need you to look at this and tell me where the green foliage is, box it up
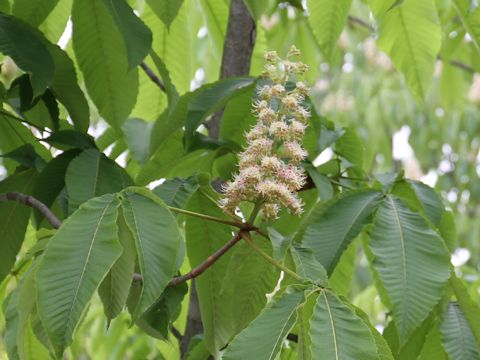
[0,0,479,358]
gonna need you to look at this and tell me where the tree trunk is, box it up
[181,0,255,358]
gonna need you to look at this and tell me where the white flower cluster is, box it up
[221,46,310,220]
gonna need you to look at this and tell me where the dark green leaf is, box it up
[36,194,122,357]
[368,195,451,343]
[0,169,36,283]
[0,13,55,97]
[309,290,378,359]
[120,188,182,319]
[440,302,480,360]
[146,0,184,29]
[98,209,137,322]
[72,0,138,129]
[65,149,132,212]
[102,0,152,69]
[12,0,59,27]
[300,190,383,274]
[223,286,306,360]
[290,244,328,286]
[43,130,97,151]
[185,189,234,356]
[153,176,199,209]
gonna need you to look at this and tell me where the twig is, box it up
[347,15,374,32]
[240,232,303,282]
[168,206,245,228]
[169,232,244,285]
[139,61,167,93]
[0,192,61,229]
[170,326,183,341]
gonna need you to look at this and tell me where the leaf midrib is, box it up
[64,199,114,338]
[321,290,339,360]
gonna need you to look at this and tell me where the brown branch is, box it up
[0,192,61,229]
[347,15,475,74]
[140,61,167,93]
[347,15,374,32]
[169,232,244,286]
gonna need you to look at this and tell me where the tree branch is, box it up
[0,192,61,229]
[170,232,244,286]
[140,61,167,93]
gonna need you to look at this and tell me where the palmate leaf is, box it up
[65,149,132,212]
[370,0,441,100]
[0,13,54,97]
[120,188,182,319]
[12,0,59,27]
[299,190,383,274]
[102,0,152,69]
[223,286,306,360]
[0,169,37,284]
[185,189,235,356]
[71,0,138,130]
[153,176,199,209]
[307,0,353,59]
[368,195,451,343]
[36,194,122,357]
[440,302,480,360]
[309,290,378,359]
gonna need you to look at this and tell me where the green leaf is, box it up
[307,0,353,59]
[102,0,152,69]
[268,227,292,262]
[48,46,90,133]
[98,209,136,322]
[184,77,256,148]
[149,50,179,105]
[449,274,480,345]
[309,290,378,359]
[223,286,306,360]
[418,322,449,360]
[122,118,153,165]
[71,0,139,129]
[146,0,184,29]
[453,0,480,55]
[152,176,199,209]
[242,0,276,20]
[219,84,256,147]
[12,0,59,27]
[137,131,185,185]
[369,0,441,100]
[0,169,36,283]
[300,190,383,274]
[329,240,356,296]
[408,180,444,227]
[297,292,318,360]
[368,195,451,343]
[43,131,96,151]
[36,194,122,357]
[222,238,280,335]
[198,0,228,59]
[440,302,480,360]
[32,149,81,227]
[120,187,181,319]
[4,285,21,359]
[134,282,188,339]
[142,1,193,93]
[150,77,255,153]
[65,149,132,212]
[185,190,235,356]
[290,245,328,286]
[0,13,55,97]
